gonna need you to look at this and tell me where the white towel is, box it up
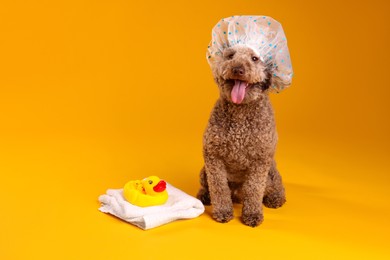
[98,183,205,230]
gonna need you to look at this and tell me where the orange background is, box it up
[1,0,389,259]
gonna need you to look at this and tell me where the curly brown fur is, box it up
[197,45,286,227]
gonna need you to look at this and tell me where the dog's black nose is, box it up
[232,66,245,75]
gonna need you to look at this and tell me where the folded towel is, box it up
[98,183,205,230]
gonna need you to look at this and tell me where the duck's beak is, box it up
[153,180,166,192]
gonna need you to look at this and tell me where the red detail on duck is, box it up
[153,180,166,192]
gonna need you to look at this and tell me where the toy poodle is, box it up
[197,15,293,227]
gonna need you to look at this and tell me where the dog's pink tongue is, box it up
[231,80,247,104]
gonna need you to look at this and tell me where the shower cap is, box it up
[207,15,293,92]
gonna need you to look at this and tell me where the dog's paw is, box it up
[242,212,264,227]
[196,189,211,206]
[263,193,286,209]
[212,209,234,223]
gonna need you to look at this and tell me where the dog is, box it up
[197,16,292,227]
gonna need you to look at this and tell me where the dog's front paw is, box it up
[242,212,264,227]
[212,209,234,223]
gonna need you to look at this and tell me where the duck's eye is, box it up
[228,54,234,59]
[148,180,153,185]
[252,56,259,62]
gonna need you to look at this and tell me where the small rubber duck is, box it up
[123,176,168,207]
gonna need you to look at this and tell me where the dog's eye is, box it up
[228,54,234,59]
[252,56,259,62]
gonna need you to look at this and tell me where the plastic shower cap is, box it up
[207,15,293,92]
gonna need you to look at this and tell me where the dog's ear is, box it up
[270,75,291,92]
[267,65,292,93]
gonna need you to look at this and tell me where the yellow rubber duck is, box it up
[123,176,168,207]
